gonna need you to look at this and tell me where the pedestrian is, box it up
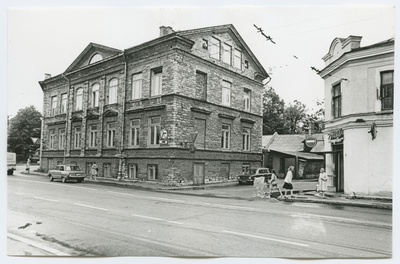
[91,162,98,181]
[318,168,328,198]
[267,169,283,198]
[282,166,294,198]
[25,159,31,174]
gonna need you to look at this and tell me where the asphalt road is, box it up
[7,169,392,258]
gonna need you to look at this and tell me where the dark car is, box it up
[48,164,86,183]
[237,168,271,185]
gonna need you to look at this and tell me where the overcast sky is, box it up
[5,1,396,118]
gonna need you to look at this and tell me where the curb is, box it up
[7,233,70,256]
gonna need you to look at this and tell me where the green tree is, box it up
[282,100,307,134]
[262,87,286,135]
[7,106,42,161]
[303,99,325,133]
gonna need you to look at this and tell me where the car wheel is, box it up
[49,175,54,181]
[61,177,67,183]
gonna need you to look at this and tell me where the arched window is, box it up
[108,78,118,104]
[89,54,103,64]
[75,88,83,111]
[91,83,100,107]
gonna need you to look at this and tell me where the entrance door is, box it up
[193,163,205,185]
[333,145,344,192]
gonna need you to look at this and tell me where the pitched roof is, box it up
[262,133,324,153]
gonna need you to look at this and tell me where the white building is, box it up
[319,36,394,197]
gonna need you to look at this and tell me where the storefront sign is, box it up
[328,128,344,140]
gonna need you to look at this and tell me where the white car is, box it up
[48,164,86,183]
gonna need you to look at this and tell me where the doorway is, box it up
[193,163,205,185]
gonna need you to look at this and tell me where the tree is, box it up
[303,99,325,133]
[262,87,286,135]
[7,106,42,161]
[282,100,307,134]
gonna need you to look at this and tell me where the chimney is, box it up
[159,26,174,37]
[44,73,52,79]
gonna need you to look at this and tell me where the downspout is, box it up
[117,54,128,180]
[61,73,70,164]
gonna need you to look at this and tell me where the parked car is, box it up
[48,164,86,183]
[237,167,271,185]
[7,152,16,175]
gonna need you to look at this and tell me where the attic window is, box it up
[244,60,249,69]
[202,39,208,49]
[89,54,103,64]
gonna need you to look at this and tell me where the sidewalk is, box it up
[21,170,392,210]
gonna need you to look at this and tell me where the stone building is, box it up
[319,36,394,196]
[39,24,269,185]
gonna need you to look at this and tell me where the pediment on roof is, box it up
[65,43,122,73]
[179,24,269,79]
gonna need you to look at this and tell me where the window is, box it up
[107,122,116,147]
[149,117,161,145]
[244,89,251,111]
[49,130,56,149]
[221,124,231,149]
[209,37,220,60]
[89,54,103,64]
[89,125,98,148]
[132,73,143,100]
[196,71,207,100]
[222,80,231,107]
[92,83,100,108]
[242,128,251,151]
[381,71,394,110]
[58,129,65,149]
[129,119,140,146]
[74,127,81,149]
[128,164,138,179]
[234,49,242,69]
[151,68,162,97]
[108,78,118,104]
[223,43,232,65]
[60,93,67,114]
[242,164,250,174]
[147,164,158,180]
[75,88,83,111]
[332,83,341,118]
[50,96,58,116]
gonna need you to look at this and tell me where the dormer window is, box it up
[89,54,103,64]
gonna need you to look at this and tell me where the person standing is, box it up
[25,159,31,174]
[268,169,283,198]
[282,166,294,198]
[318,168,328,198]
[91,162,98,181]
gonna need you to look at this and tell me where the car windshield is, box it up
[66,165,80,171]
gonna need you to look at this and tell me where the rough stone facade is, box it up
[39,25,269,185]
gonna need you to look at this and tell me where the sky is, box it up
[4,1,396,118]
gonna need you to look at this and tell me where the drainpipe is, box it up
[61,73,70,164]
[117,54,128,181]
[39,117,44,171]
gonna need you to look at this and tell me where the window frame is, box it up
[242,128,251,151]
[49,129,56,149]
[209,37,221,60]
[151,68,163,97]
[332,83,342,118]
[132,72,143,100]
[129,119,140,146]
[60,93,67,114]
[148,116,161,146]
[91,83,100,108]
[108,78,118,105]
[58,129,65,149]
[221,124,231,149]
[380,70,394,111]
[75,88,83,111]
[222,80,232,107]
[128,163,138,180]
[222,43,232,65]
[74,127,81,149]
[234,49,242,69]
[106,122,116,147]
[243,88,251,111]
[50,95,58,116]
[147,164,158,180]
[89,125,98,148]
